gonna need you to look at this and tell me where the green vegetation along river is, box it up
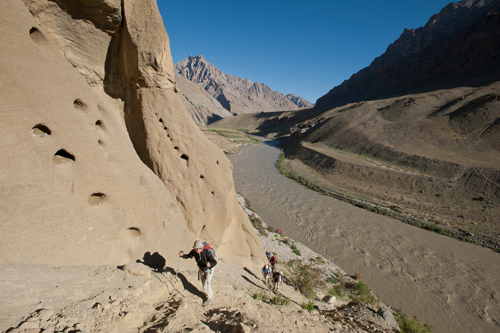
[227,138,500,333]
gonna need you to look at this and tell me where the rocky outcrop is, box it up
[0,0,264,267]
[316,0,500,109]
[287,93,314,108]
[175,72,233,125]
[175,55,307,115]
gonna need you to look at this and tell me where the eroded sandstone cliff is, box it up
[0,0,264,268]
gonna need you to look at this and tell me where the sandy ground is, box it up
[227,138,500,333]
[0,223,395,333]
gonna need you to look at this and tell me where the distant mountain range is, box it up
[175,55,312,125]
[316,0,500,109]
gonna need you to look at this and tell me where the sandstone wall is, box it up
[0,0,264,268]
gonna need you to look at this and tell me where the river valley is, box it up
[227,138,500,333]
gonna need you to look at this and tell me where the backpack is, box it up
[271,255,277,263]
[202,241,216,259]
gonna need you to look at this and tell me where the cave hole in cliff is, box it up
[73,99,87,111]
[174,146,179,150]
[127,227,141,234]
[88,193,108,206]
[53,149,75,164]
[97,140,105,147]
[29,27,47,44]
[95,120,105,129]
[159,118,163,123]
[181,154,189,162]
[211,191,215,195]
[163,127,167,131]
[200,175,204,179]
[31,124,51,136]
[216,160,219,165]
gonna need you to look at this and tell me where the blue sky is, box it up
[158,0,453,104]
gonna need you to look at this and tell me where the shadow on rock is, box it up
[164,267,205,300]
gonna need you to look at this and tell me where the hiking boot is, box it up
[204,298,212,306]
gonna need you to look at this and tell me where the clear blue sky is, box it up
[158,0,453,104]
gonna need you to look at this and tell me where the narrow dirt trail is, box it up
[227,139,500,333]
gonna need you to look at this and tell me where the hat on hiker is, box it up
[193,240,204,249]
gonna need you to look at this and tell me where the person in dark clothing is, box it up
[272,270,283,292]
[179,240,217,305]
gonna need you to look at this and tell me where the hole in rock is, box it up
[53,149,75,164]
[29,27,47,43]
[88,193,108,206]
[163,127,167,130]
[174,146,179,150]
[31,124,51,136]
[127,227,141,234]
[211,191,215,195]
[200,175,204,179]
[159,118,163,123]
[181,154,189,161]
[98,140,105,147]
[95,120,104,129]
[73,99,87,111]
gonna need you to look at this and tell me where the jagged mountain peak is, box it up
[175,55,310,117]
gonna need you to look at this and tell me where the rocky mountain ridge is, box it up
[287,93,314,108]
[316,0,500,109]
[175,55,311,124]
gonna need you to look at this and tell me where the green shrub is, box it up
[252,290,269,302]
[268,226,276,233]
[294,249,302,256]
[352,281,377,305]
[301,300,314,312]
[328,284,347,298]
[291,244,298,251]
[249,215,262,229]
[270,294,290,306]
[326,276,336,284]
[286,259,325,299]
[394,310,433,333]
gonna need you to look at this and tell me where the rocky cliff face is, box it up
[287,93,314,108]
[175,55,309,117]
[0,0,264,267]
[174,72,234,125]
[316,0,500,109]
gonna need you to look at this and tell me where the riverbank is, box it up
[227,137,500,333]
[281,141,500,251]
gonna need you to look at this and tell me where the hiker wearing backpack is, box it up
[272,270,283,292]
[269,255,277,271]
[261,264,271,285]
[179,240,217,305]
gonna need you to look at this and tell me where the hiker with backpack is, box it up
[179,240,217,305]
[261,264,271,285]
[272,270,284,292]
[269,254,278,272]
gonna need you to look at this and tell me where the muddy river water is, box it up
[228,139,500,333]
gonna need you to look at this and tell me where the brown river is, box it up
[227,138,500,333]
